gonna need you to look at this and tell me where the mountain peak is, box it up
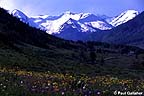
[124,10,139,13]
[12,9,26,16]
[122,10,139,16]
[11,9,28,22]
[64,11,76,15]
[32,15,49,19]
[110,10,139,27]
[12,9,21,13]
[11,9,140,37]
[65,18,77,25]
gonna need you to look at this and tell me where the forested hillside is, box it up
[0,8,144,95]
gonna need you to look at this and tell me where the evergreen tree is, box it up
[90,50,96,64]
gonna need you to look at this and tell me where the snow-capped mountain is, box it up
[11,9,139,36]
[109,10,139,27]
[31,11,84,34]
[54,18,94,41]
[59,18,97,33]
[12,9,28,22]
[11,9,46,30]
[30,11,112,34]
[78,13,113,30]
[102,11,144,48]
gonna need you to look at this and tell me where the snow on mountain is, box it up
[11,9,139,35]
[59,18,81,31]
[59,18,96,33]
[30,11,112,34]
[11,9,46,30]
[78,13,113,30]
[32,11,84,34]
[109,10,139,27]
[84,21,112,30]
[12,9,28,22]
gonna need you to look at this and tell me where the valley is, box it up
[0,7,144,95]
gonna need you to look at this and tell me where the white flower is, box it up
[3,85,6,88]
[20,81,23,84]
[62,92,65,95]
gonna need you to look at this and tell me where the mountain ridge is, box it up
[87,11,144,48]
[11,9,144,48]
[1,7,144,96]
[109,10,139,27]
[11,9,139,35]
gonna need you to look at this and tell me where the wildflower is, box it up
[83,84,87,89]
[48,83,51,86]
[62,92,65,95]
[45,86,49,89]
[20,81,24,84]
[0,83,3,86]
[5,79,8,82]
[89,91,92,94]
[3,85,6,88]
[97,91,101,95]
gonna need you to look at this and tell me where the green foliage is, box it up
[0,68,144,96]
[1,7,144,96]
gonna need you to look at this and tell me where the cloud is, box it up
[0,0,38,16]
[0,0,16,11]
[21,5,36,16]
[0,0,143,17]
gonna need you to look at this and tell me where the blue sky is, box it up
[0,0,144,17]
